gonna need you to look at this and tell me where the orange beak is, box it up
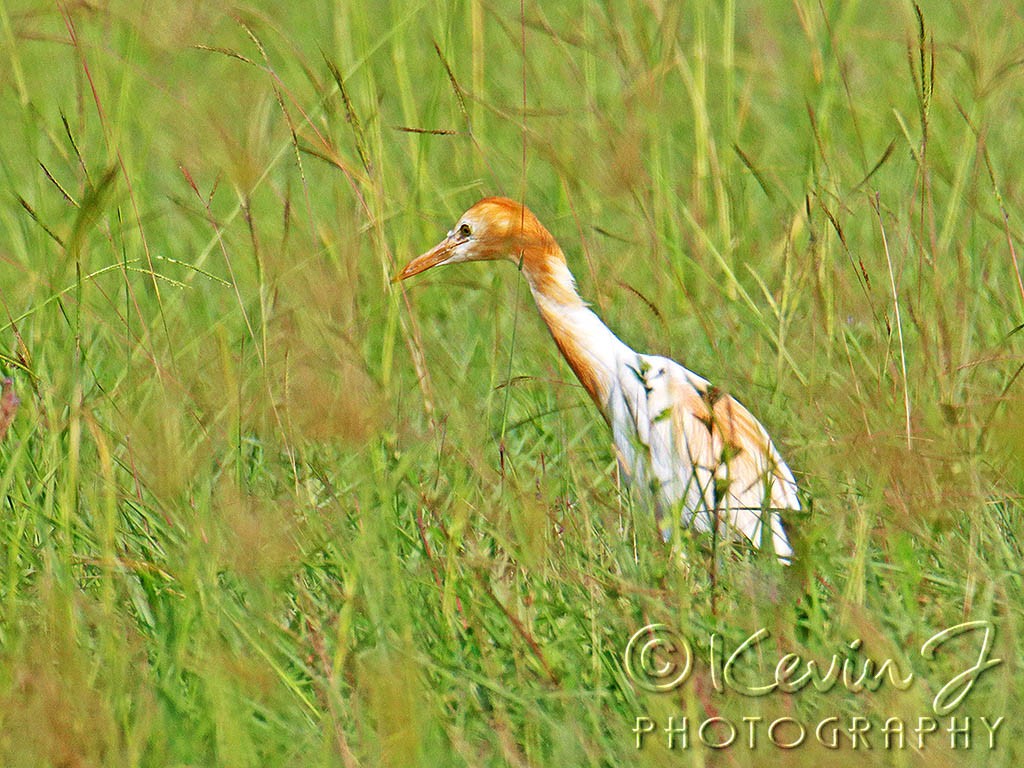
[392,237,457,283]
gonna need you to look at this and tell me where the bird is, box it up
[395,197,799,562]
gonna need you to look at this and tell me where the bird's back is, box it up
[609,352,797,561]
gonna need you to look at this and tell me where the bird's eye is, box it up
[457,223,472,238]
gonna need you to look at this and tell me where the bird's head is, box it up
[394,197,559,282]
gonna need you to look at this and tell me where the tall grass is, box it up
[0,0,1021,765]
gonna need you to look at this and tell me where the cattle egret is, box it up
[395,197,799,562]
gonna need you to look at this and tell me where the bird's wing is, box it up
[615,354,797,560]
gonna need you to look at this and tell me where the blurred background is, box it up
[0,1,1021,765]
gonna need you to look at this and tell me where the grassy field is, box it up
[1,0,1022,765]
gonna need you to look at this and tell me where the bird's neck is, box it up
[520,247,629,411]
